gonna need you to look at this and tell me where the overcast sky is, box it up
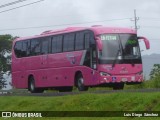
[0,0,160,55]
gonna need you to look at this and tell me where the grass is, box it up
[1,76,160,120]
[124,75,160,89]
[0,92,160,111]
[0,91,160,119]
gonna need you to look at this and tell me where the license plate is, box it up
[131,76,135,81]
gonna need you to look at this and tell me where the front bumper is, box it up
[99,75,143,84]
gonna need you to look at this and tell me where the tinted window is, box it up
[31,39,41,56]
[41,38,50,54]
[14,41,22,58]
[52,35,63,53]
[89,32,95,45]
[75,32,84,50]
[63,33,75,52]
[22,40,30,57]
[84,33,90,49]
[21,41,27,57]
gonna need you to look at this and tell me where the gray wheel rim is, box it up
[30,81,34,91]
[78,77,84,88]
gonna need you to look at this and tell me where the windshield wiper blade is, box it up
[112,49,121,68]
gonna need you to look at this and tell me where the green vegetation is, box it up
[0,92,160,119]
[0,34,15,72]
[150,64,160,80]
[124,78,160,89]
[0,92,160,111]
[0,34,16,89]
[124,64,160,89]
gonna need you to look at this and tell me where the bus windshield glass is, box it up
[99,34,141,64]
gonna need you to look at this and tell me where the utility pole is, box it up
[132,9,139,32]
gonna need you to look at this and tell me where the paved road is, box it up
[0,88,160,97]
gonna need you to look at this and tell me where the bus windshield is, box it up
[99,34,141,64]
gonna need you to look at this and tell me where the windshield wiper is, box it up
[112,49,121,68]
[112,36,124,68]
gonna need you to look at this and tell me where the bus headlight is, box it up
[100,72,111,76]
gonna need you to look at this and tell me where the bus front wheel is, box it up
[28,77,44,93]
[76,73,88,91]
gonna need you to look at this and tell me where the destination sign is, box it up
[101,35,117,41]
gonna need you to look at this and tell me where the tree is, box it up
[0,71,7,89]
[149,64,160,79]
[0,34,16,89]
[149,64,160,88]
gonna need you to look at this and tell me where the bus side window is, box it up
[31,39,41,56]
[75,32,84,50]
[63,33,75,52]
[52,35,63,53]
[26,40,31,56]
[68,33,75,51]
[22,40,30,57]
[84,31,96,49]
[84,33,90,49]
[21,41,27,57]
[14,41,23,58]
[52,36,57,53]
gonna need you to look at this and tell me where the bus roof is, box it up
[14,26,137,41]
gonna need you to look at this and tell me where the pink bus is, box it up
[12,26,150,93]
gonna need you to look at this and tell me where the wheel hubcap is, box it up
[30,81,34,91]
[78,78,84,88]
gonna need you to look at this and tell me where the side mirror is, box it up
[138,36,150,49]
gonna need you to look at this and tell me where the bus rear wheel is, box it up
[28,77,44,93]
[76,73,88,91]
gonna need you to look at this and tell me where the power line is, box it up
[0,0,28,9]
[0,18,131,31]
[140,17,160,21]
[1,18,160,32]
[0,0,44,14]
[141,26,160,28]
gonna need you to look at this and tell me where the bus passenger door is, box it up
[84,46,98,85]
[90,46,97,70]
[84,32,97,69]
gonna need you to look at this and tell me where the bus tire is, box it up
[113,83,124,90]
[28,77,44,93]
[76,73,88,91]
